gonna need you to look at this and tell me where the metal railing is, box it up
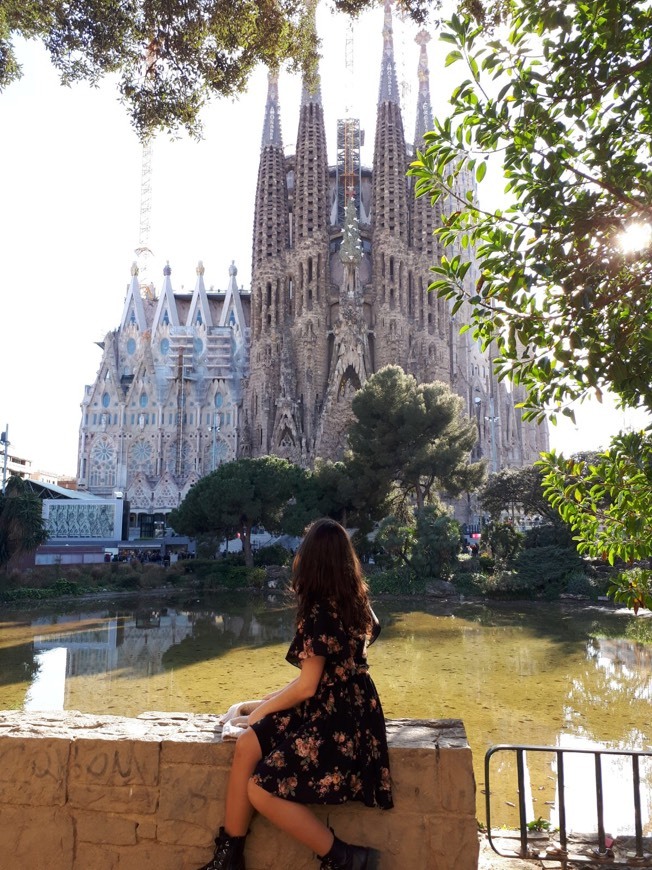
[485,745,652,866]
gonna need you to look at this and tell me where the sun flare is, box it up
[619,222,652,254]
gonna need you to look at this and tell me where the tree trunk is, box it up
[241,522,253,568]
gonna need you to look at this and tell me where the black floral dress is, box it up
[250,600,393,810]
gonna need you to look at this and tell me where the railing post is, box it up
[633,754,644,859]
[516,749,528,858]
[594,752,607,856]
[556,749,568,856]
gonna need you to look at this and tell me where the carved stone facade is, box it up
[77,262,249,528]
[78,3,547,523]
[243,2,548,470]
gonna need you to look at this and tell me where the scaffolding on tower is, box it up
[336,20,362,226]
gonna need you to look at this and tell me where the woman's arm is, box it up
[247,656,325,726]
[262,676,299,700]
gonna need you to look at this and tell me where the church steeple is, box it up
[411,29,439,258]
[120,262,148,331]
[187,260,213,328]
[261,68,283,149]
[378,0,400,106]
[414,30,434,147]
[152,261,180,330]
[248,68,291,458]
[252,69,290,285]
[284,0,330,461]
[292,1,328,247]
[372,0,409,243]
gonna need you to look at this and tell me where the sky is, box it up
[0,2,646,476]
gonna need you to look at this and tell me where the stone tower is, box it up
[78,261,249,536]
[243,0,547,470]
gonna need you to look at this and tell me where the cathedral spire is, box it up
[300,0,322,107]
[411,30,439,256]
[252,68,289,271]
[378,0,400,105]
[292,31,329,245]
[372,0,409,243]
[414,30,434,146]
[261,69,283,150]
[152,261,180,329]
[187,260,213,328]
[120,262,148,331]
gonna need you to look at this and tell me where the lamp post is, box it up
[208,414,221,471]
[1,425,9,494]
[473,396,482,457]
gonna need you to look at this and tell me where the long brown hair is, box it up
[291,518,372,635]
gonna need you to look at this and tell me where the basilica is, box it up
[76,1,547,534]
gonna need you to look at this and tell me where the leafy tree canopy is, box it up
[0,477,49,568]
[283,459,359,535]
[2,0,510,138]
[347,365,485,511]
[375,506,461,584]
[169,456,302,567]
[411,1,652,422]
[480,464,558,524]
[409,0,652,607]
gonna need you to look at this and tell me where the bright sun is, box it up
[618,222,652,253]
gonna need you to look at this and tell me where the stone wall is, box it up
[0,711,478,870]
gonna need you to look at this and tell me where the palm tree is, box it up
[0,477,49,568]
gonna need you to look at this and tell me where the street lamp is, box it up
[0,425,9,494]
[208,414,221,471]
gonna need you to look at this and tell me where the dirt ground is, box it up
[479,834,542,870]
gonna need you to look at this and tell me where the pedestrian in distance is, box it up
[197,517,393,870]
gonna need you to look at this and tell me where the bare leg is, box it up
[247,780,334,856]
[224,728,262,836]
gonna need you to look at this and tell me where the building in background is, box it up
[243,1,548,469]
[76,262,249,536]
[76,1,547,530]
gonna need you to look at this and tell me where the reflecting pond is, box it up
[1,593,651,829]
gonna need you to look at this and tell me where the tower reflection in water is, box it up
[27,610,193,712]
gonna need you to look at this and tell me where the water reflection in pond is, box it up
[1,594,651,829]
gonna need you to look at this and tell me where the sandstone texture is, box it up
[0,712,479,870]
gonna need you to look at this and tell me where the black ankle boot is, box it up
[319,833,381,870]
[197,827,247,870]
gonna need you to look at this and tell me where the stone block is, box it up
[157,763,226,832]
[389,746,439,806]
[68,738,160,813]
[83,843,211,870]
[427,813,480,870]
[0,805,73,870]
[72,843,119,870]
[436,746,477,815]
[0,737,69,806]
[75,810,138,845]
[323,809,430,868]
[245,817,316,870]
[136,818,158,840]
[160,737,233,767]
[157,818,216,847]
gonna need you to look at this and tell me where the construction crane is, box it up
[134,39,157,296]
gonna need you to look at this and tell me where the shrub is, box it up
[564,571,597,598]
[367,568,427,595]
[524,522,574,549]
[201,565,266,590]
[483,521,524,564]
[478,553,495,572]
[513,545,584,598]
[253,544,291,567]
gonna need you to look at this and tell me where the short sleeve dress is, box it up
[250,600,393,810]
